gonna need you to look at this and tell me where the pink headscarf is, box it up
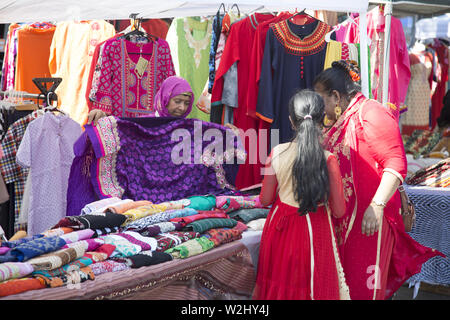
[153,76,194,118]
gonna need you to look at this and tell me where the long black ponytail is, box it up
[288,89,329,215]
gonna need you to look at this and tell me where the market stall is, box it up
[0,1,377,300]
[2,0,445,302]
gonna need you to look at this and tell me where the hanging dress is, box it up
[401,52,433,135]
[166,17,212,121]
[88,37,175,117]
[256,19,331,145]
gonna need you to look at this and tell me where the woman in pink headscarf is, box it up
[152,76,194,118]
[87,76,194,125]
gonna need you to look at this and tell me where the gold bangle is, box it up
[370,200,386,208]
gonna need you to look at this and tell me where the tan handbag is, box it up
[398,185,416,232]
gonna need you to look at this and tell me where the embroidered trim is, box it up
[183,18,212,68]
[325,203,351,300]
[122,40,156,114]
[95,116,124,198]
[272,20,330,56]
[201,148,246,190]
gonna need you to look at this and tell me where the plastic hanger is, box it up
[119,14,158,49]
[289,9,317,25]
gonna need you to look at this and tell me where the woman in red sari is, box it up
[313,60,444,300]
[253,90,350,300]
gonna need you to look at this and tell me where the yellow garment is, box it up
[49,20,116,124]
[121,203,169,226]
[15,25,55,96]
[324,40,342,70]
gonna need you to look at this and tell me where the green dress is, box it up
[168,17,212,121]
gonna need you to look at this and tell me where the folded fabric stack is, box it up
[0,194,267,297]
[406,158,450,187]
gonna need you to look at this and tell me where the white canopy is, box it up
[0,1,369,23]
[0,0,371,97]
[415,13,450,41]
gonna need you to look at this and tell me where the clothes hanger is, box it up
[43,91,67,115]
[230,4,241,18]
[11,90,37,111]
[119,14,158,50]
[325,24,341,42]
[289,8,317,26]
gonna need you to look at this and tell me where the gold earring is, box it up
[334,104,342,120]
[323,114,333,127]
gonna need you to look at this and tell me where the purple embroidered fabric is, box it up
[67,116,244,216]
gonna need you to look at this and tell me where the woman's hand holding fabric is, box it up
[87,109,108,126]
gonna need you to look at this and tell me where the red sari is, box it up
[323,92,444,300]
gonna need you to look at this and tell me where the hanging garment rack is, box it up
[0,77,62,105]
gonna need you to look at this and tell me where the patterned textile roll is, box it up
[120,203,169,226]
[0,234,44,248]
[106,200,153,214]
[215,195,263,213]
[32,256,93,278]
[0,262,34,282]
[228,208,270,223]
[83,244,116,263]
[62,238,104,251]
[52,212,127,230]
[114,231,158,251]
[165,236,215,259]
[126,221,183,237]
[170,211,228,227]
[203,228,243,247]
[90,260,129,276]
[113,250,173,268]
[183,218,238,234]
[35,266,95,288]
[122,208,198,231]
[100,234,142,258]
[27,241,88,270]
[154,231,200,252]
[40,227,73,237]
[60,229,95,244]
[10,236,66,262]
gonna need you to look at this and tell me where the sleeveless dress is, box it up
[253,142,350,300]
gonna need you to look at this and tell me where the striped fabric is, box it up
[406,158,450,187]
[0,262,34,282]
[184,218,238,234]
[27,242,88,271]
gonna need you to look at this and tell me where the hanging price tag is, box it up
[135,56,149,78]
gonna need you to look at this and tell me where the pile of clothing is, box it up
[0,194,269,297]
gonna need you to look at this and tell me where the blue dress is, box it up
[256,19,333,144]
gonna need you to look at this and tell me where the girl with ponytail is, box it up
[253,89,349,300]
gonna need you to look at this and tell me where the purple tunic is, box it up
[67,116,244,216]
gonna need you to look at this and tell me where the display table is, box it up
[404,185,450,289]
[0,235,259,300]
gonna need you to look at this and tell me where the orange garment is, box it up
[49,20,116,125]
[15,25,55,96]
[107,200,153,214]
